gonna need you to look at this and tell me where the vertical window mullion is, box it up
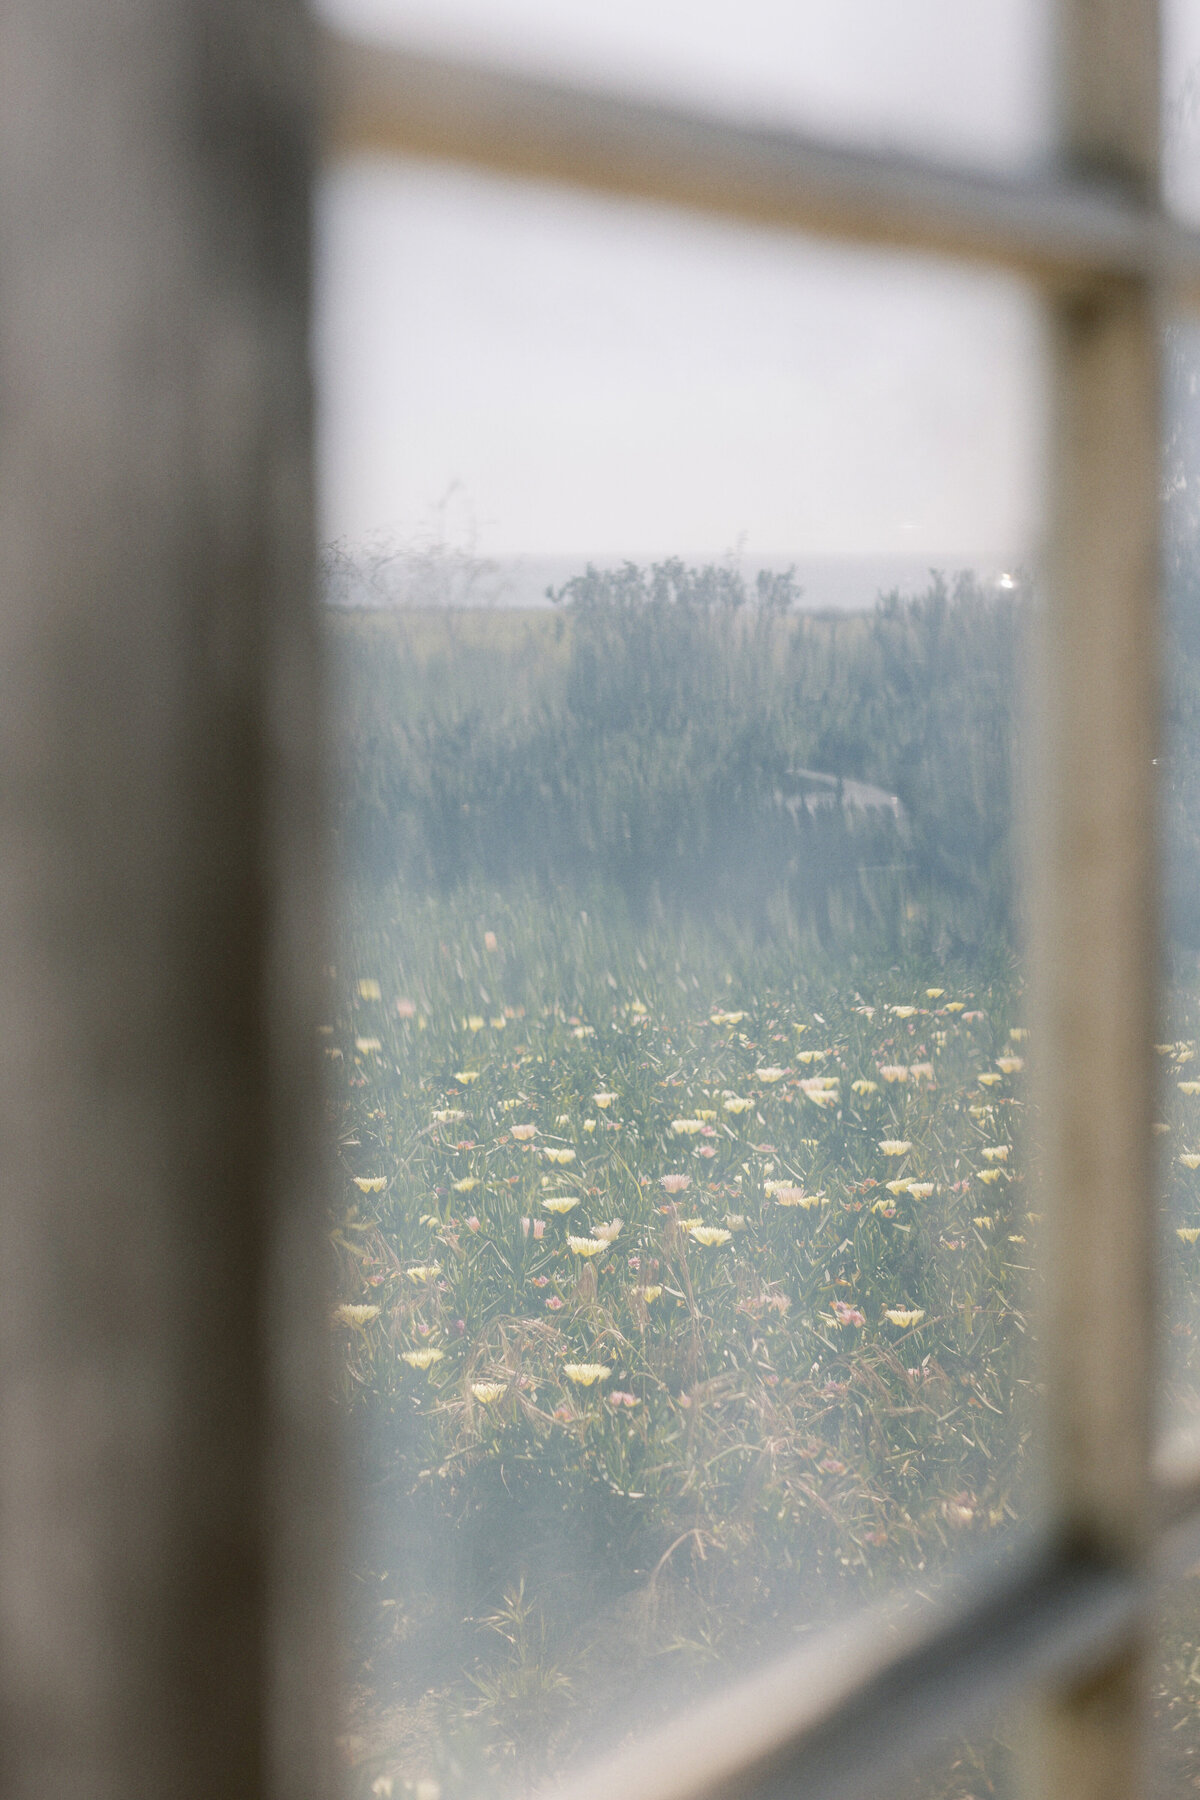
[1032,3,1162,1795]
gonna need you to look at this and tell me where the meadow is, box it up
[324,569,1200,1800]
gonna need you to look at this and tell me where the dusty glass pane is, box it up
[1153,1580,1200,1795]
[318,172,1046,1798]
[317,0,1053,178]
[1160,319,1200,1431]
[1166,0,1200,226]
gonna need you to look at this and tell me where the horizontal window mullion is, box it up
[542,1542,1139,1800]
[321,31,1200,303]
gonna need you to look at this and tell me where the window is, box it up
[1,4,1196,1799]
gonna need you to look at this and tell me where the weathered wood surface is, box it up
[0,5,333,1797]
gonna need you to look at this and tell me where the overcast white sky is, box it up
[314,0,1200,560]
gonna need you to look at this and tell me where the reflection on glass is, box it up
[320,181,1044,1797]
[317,0,1052,177]
[1165,0,1200,227]
[1154,1582,1200,1796]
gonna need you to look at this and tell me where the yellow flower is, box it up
[909,1063,935,1082]
[925,987,945,999]
[879,1140,912,1157]
[555,1114,572,1128]
[1153,1122,1171,1134]
[433,1108,465,1124]
[1182,1154,1200,1171]
[973,1215,994,1230]
[907,1182,935,1199]
[466,1015,484,1032]
[977,1169,1002,1185]
[567,1236,605,1257]
[355,1036,382,1054]
[725,1213,747,1230]
[800,1077,839,1107]
[353,1176,386,1193]
[639,1285,663,1303]
[544,1147,577,1164]
[671,1119,705,1135]
[356,979,382,1001]
[696,1108,718,1122]
[542,1196,579,1214]
[1178,1228,1200,1245]
[723,1096,754,1113]
[851,1079,878,1096]
[755,1067,787,1084]
[879,1064,909,1083]
[406,1264,442,1283]
[593,1092,616,1108]
[710,1010,746,1025]
[772,1184,808,1205]
[885,1178,910,1197]
[334,1303,380,1327]
[1180,1082,1200,1096]
[996,1056,1024,1075]
[402,1348,444,1370]
[591,1220,623,1243]
[675,1217,703,1230]
[981,1145,1010,1163]
[1009,1027,1029,1042]
[795,1049,828,1065]
[977,1072,1002,1087]
[510,1122,537,1141]
[891,1005,917,1019]
[885,1307,925,1327]
[471,1381,506,1404]
[563,1363,611,1386]
[944,1001,965,1013]
[454,1070,480,1084]
[689,1225,732,1245]
[454,1178,482,1195]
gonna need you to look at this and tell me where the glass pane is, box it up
[317,0,1053,178]
[1161,318,1200,1431]
[1166,0,1200,226]
[319,168,1047,1797]
[1154,1581,1200,1796]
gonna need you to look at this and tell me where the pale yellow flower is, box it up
[689,1225,732,1245]
[851,1079,878,1096]
[454,1070,480,1084]
[725,1213,747,1230]
[671,1119,705,1135]
[1178,1227,1200,1245]
[723,1096,754,1114]
[334,1303,380,1327]
[977,1168,1003,1185]
[925,988,945,999]
[639,1285,663,1303]
[542,1196,579,1214]
[355,1036,382,1054]
[356,979,382,1001]
[795,1049,828,1065]
[1009,1027,1029,1042]
[891,1005,917,1019]
[710,1010,746,1025]
[973,1216,994,1230]
[907,1182,935,1199]
[755,1067,787,1084]
[452,1177,479,1193]
[433,1108,465,1124]
[944,1001,965,1013]
[402,1348,444,1370]
[1180,1081,1200,1096]
[772,1185,808,1205]
[471,1381,506,1404]
[544,1147,577,1164]
[563,1363,611,1386]
[909,1063,935,1082]
[570,1024,595,1039]
[800,1077,839,1107]
[567,1236,605,1257]
[593,1092,617,1109]
[510,1123,537,1141]
[591,1220,623,1243]
[555,1114,571,1128]
[490,1015,507,1029]
[879,1064,909,1084]
[1153,1122,1172,1135]
[977,1072,1002,1087]
[885,1307,925,1327]
[696,1109,718,1122]
[879,1139,912,1156]
[981,1145,1010,1163]
[1182,1154,1200,1171]
[996,1056,1024,1075]
[353,1176,386,1194]
[885,1178,911,1197]
[466,1015,485,1032]
[406,1264,442,1283]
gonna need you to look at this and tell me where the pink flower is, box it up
[609,1391,640,1408]
[396,998,417,1018]
[831,1300,866,1328]
[698,1146,717,1158]
[660,1174,691,1194]
[533,1219,545,1239]
[545,1296,564,1311]
[466,1216,481,1232]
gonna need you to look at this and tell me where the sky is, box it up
[313,0,1200,562]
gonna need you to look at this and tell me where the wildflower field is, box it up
[325,575,1200,1800]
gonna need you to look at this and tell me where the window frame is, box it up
[319,7,1200,1798]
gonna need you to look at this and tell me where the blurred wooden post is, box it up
[1030,3,1162,1799]
[0,5,333,1798]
